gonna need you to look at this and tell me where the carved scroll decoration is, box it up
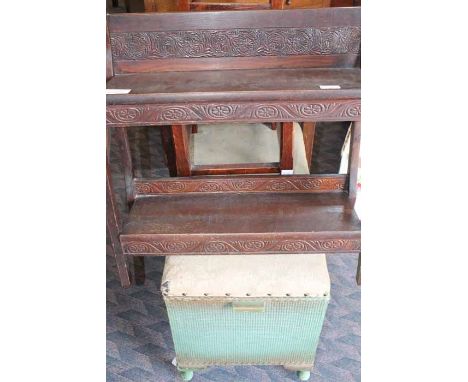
[110,27,361,60]
[133,175,346,196]
[121,238,361,255]
[106,100,361,126]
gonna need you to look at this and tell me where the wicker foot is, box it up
[297,370,311,381]
[179,370,194,381]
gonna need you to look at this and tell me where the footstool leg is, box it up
[179,369,194,381]
[297,370,311,381]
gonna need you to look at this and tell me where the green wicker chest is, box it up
[162,254,330,381]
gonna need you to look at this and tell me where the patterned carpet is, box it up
[107,123,360,381]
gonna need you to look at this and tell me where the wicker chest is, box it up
[162,254,330,381]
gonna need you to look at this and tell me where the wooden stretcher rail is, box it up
[191,163,280,176]
[133,174,347,196]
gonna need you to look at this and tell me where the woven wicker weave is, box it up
[162,254,330,378]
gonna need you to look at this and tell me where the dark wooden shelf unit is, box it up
[121,176,360,256]
[106,7,361,287]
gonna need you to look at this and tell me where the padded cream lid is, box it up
[162,254,330,298]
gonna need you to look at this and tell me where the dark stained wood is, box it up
[173,1,279,173]
[285,0,331,8]
[107,129,131,288]
[154,0,333,13]
[107,175,131,287]
[120,192,360,255]
[106,8,361,130]
[191,163,280,175]
[106,8,361,284]
[271,0,284,8]
[115,127,135,205]
[143,0,158,11]
[107,8,361,75]
[171,125,191,176]
[331,0,354,6]
[160,126,177,176]
[302,122,316,169]
[133,255,146,285]
[106,68,360,102]
[280,122,294,172]
[177,0,191,11]
[113,55,359,74]
[108,8,359,32]
[107,99,360,127]
[190,2,271,10]
[347,120,360,207]
[133,174,347,195]
[106,26,113,81]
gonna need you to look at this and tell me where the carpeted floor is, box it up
[107,123,360,382]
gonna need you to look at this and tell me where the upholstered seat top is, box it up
[162,254,330,298]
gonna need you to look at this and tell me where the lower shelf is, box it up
[120,192,360,256]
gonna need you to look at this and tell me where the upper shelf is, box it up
[106,68,360,105]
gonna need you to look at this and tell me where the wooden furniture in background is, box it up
[106,8,361,287]
[143,0,340,12]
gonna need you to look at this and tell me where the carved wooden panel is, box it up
[120,236,361,255]
[106,100,361,126]
[133,175,347,196]
[110,27,361,60]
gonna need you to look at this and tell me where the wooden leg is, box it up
[171,124,191,176]
[348,121,361,208]
[270,122,280,130]
[177,0,190,11]
[107,222,131,288]
[160,126,177,177]
[271,0,285,9]
[356,252,361,286]
[106,156,131,288]
[115,127,134,206]
[348,121,361,284]
[191,125,198,134]
[133,256,146,286]
[302,122,316,171]
[279,122,294,174]
[143,0,157,12]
